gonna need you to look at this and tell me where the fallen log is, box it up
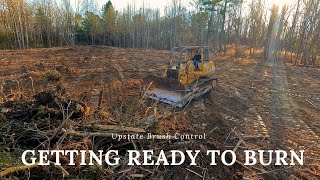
[130,174,144,178]
[233,139,244,152]
[255,167,292,175]
[242,135,270,139]
[0,163,39,177]
[62,129,113,137]
[163,141,191,150]
[84,124,145,133]
[305,99,319,109]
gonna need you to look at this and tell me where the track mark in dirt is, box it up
[112,61,125,81]
[268,62,320,155]
[243,105,269,138]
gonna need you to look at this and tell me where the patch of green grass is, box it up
[0,148,25,169]
[80,165,105,179]
[0,151,14,169]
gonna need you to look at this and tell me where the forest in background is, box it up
[0,1,320,179]
[0,0,319,66]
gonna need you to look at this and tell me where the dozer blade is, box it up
[143,75,217,107]
[143,75,187,106]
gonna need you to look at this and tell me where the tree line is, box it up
[0,0,319,66]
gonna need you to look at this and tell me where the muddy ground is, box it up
[0,46,319,179]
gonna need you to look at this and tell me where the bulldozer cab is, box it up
[167,46,211,74]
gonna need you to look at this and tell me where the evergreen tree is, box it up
[102,1,116,45]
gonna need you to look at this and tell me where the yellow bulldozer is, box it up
[143,46,217,107]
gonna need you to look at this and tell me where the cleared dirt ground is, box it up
[0,46,319,179]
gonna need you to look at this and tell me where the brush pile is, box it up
[0,75,242,179]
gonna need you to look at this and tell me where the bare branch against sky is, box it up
[99,0,294,12]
